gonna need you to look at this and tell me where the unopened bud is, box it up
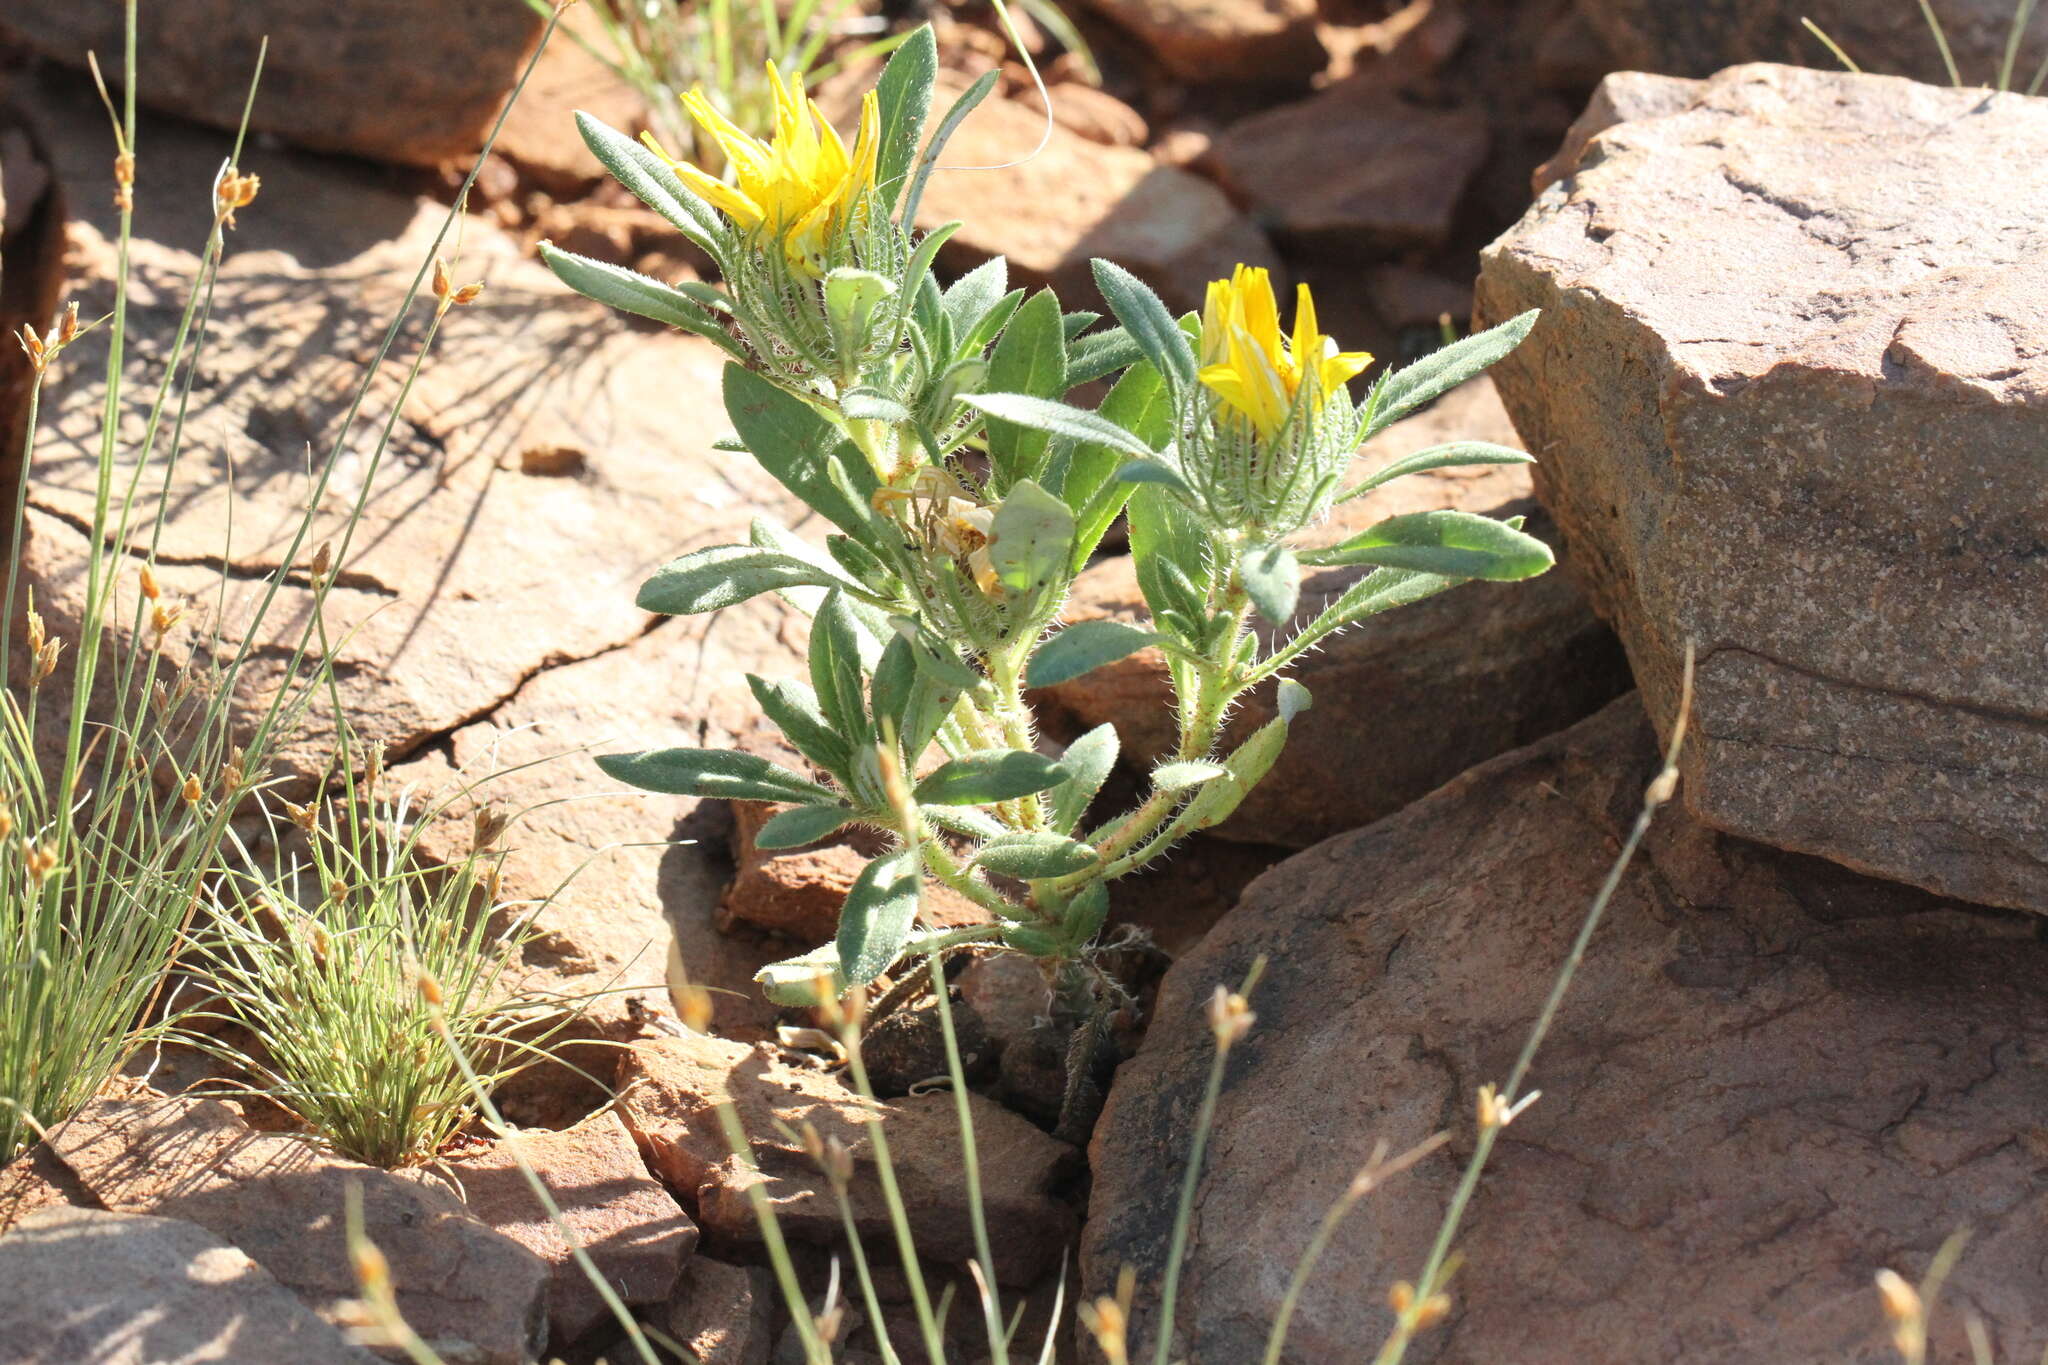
[351,1238,391,1295]
[432,257,453,302]
[31,639,62,685]
[329,878,348,904]
[56,302,79,346]
[1412,1293,1451,1330]
[418,970,445,1007]
[311,541,333,583]
[151,603,183,636]
[675,983,713,1034]
[285,800,317,833]
[23,843,57,884]
[24,604,45,658]
[1874,1269,1921,1324]
[1206,985,1255,1050]
[15,325,45,371]
[181,773,203,806]
[138,564,161,600]
[1388,1281,1415,1315]
[450,282,484,306]
[472,804,510,850]
[1646,766,1679,806]
[0,805,14,840]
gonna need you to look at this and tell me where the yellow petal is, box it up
[672,158,764,230]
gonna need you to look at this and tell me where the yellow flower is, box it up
[1197,266,1372,442]
[647,66,881,278]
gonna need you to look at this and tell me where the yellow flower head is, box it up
[651,66,881,278]
[1197,266,1372,442]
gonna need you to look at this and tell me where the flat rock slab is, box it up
[1476,64,2048,912]
[20,68,796,783]
[1575,0,2048,88]
[45,1094,549,1364]
[617,1034,1078,1287]
[0,1207,374,1364]
[1037,378,1630,848]
[1084,696,2048,1362]
[441,1111,698,1342]
[0,0,544,168]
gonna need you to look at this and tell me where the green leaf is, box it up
[1277,677,1313,724]
[943,258,1010,343]
[748,518,857,614]
[870,633,916,733]
[1114,457,1193,494]
[1317,566,1460,633]
[723,365,881,548]
[924,804,1006,841]
[1066,325,1144,387]
[974,831,1099,879]
[841,388,912,424]
[986,480,1074,602]
[596,749,835,804]
[1062,310,1103,339]
[1049,723,1118,835]
[756,942,847,1005]
[894,616,982,690]
[824,268,897,359]
[1128,485,1212,638]
[1241,543,1301,625]
[983,291,1069,491]
[1066,362,1172,567]
[914,749,1071,805]
[1339,441,1535,502]
[539,245,745,360]
[755,803,856,849]
[747,675,851,779]
[1026,619,1159,688]
[1091,259,1195,393]
[1364,310,1538,440]
[902,68,999,226]
[636,545,849,616]
[871,26,938,213]
[837,847,921,989]
[574,113,724,256]
[1151,759,1227,791]
[810,590,872,741]
[964,394,1155,456]
[1302,510,1554,581]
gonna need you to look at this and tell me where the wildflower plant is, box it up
[543,26,1552,1006]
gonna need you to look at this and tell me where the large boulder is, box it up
[617,1033,1078,1286]
[0,0,547,169]
[1072,0,1325,83]
[1037,378,1630,848]
[1083,696,2048,1362]
[917,79,1280,315]
[0,1207,374,1364]
[46,1093,550,1363]
[1575,0,2048,88]
[1210,81,1491,256]
[440,1111,698,1342]
[1475,64,2048,914]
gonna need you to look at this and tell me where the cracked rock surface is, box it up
[20,68,801,784]
[1082,695,2048,1363]
[1476,64,2048,912]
